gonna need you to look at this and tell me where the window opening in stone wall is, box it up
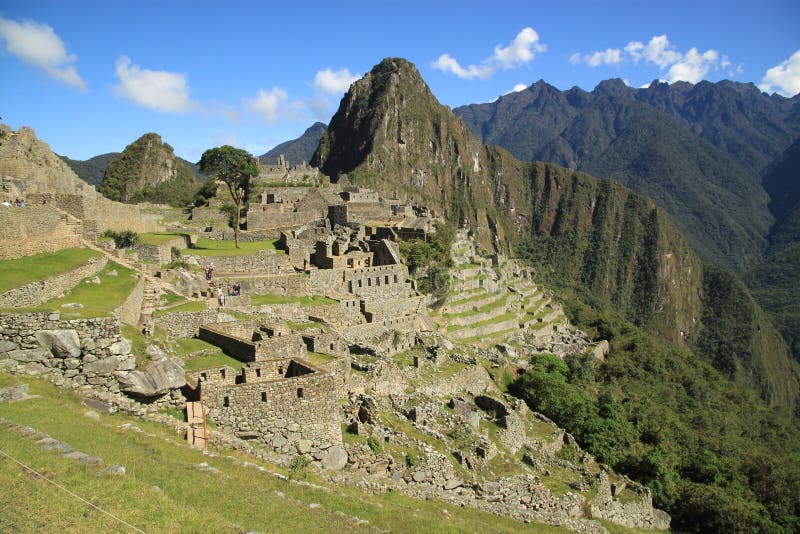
[394,274,398,283]
[385,275,389,284]
[200,372,207,380]
[278,366,283,375]
[297,388,304,398]
[220,369,226,379]
[261,391,267,402]
[223,396,230,407]
[348,280,353,292]
[256,368,261,378]
[358,279,362,288]
[367,278,371,286]
[330,342,335,350]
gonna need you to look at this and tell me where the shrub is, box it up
[102,230,139,249]
[366,436,382,453]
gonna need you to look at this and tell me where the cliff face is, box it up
[100,133,198,205]
[0,124,100,199]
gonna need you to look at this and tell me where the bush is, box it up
[288,455,311,480]
[405,452,419,467]
[103,230,139,249]
[366,436,382,453]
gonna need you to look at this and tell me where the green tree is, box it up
[197,146,259,248]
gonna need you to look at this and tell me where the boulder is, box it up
[116,358,185,397]
[321,445,348,470]
[35,329,81,358]
[0,384,35,403]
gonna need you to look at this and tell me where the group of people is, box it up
[205,264,215,281]
[215,284,240,307]
[2,198,25,207]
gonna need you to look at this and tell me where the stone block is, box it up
[109,339,132,356]
[8,348,50,363]
[83,356,121,375]
[322,446,348,470]
[35,329,81,358]
[0,340,18,353]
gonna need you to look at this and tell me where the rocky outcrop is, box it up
[116,357,185,397]
[0,125,99,198]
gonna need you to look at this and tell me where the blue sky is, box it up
[1,0,799,162]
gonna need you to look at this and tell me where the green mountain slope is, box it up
[99,133,199,207]
[456,81,788,273]
[260,122,327,165]
[58,152,118,187]
[61,152,205,188]
[748,140,800,360]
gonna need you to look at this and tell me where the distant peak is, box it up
[593,78,631,97]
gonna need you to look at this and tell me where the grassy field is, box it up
[0,248,101,293]
[182,238,282,256]
[251,294,337,307]
[0,373,562,533]
[169,337,244,370]
[2,261,138,318]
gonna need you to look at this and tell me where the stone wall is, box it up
[153,310,235,339]
[114,275,144,326]
[450,316,519,340]
[192,250,293,275]
[237,273,317,297]
[0,257,107,308]
[27,194,162,236]
[0,312,135,393]
[324,264,410,299]
[199,323,257,362]
[305,301,365,327]
[136,237,185,265]
[0,206,83,260]
[362,296,425,322]
[201,362,342,452]
[247,207,322,231]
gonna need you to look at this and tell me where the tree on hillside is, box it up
[198,145,259,248]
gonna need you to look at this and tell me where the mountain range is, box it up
[258,122,327,165]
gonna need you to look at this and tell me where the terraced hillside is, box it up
[431,229,576,350]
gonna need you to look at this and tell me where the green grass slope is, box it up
[0,374,562,534]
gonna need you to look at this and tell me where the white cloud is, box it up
[492,27,546,68]
[245,87,306,123]
[114,56,195,113]
[574,34,733,84]
[314,67,360,94]
[432,53,495,80]
[512,83,528,92]
[625,35,682,69]
[759,50,800,97]
[432,27,545,80]
[665,47,719,83]
[0,17,86,91]
[570,48,622,67]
